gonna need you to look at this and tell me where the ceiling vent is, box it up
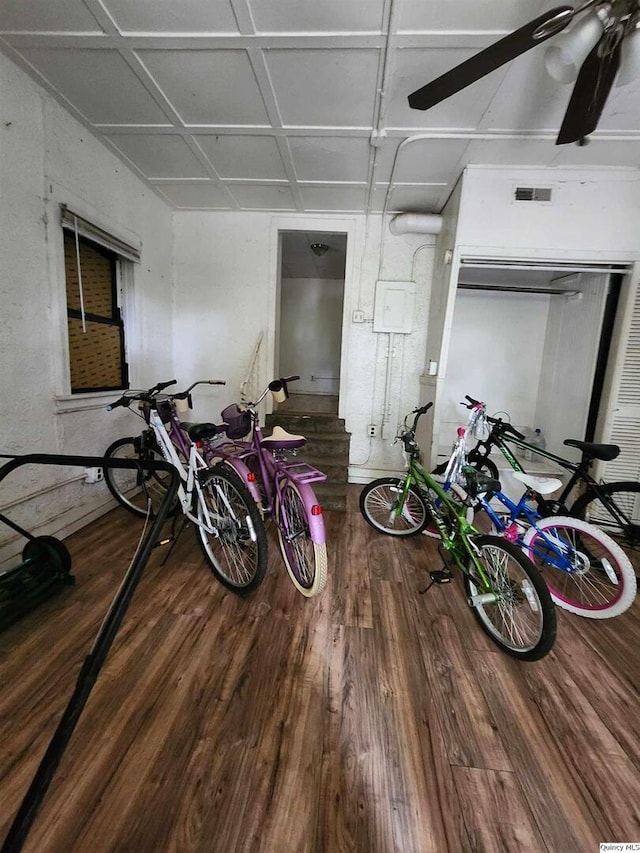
[514,186,553,203]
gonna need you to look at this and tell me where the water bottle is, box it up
[526,428,546,460]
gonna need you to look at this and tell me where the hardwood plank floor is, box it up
[1,485,639,852]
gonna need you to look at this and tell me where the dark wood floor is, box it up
[1,486,639,852]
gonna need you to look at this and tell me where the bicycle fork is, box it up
[195,475,258,543]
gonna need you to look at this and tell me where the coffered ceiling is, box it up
[1,0,639,214]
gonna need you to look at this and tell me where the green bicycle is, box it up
[359,404,557,661]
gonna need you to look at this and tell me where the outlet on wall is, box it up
[84,467,104,484]
[368,423,378,438]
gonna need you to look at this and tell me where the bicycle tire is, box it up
[464,536,556,661]
[523,515,637,618]
[570,481,640,578]
[197,464,267,595]
[104,436,174,518]
[276,481,327,597]
[359,477,431,536]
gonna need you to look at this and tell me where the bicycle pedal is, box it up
[430,569,453,584]
[419,567,453,594]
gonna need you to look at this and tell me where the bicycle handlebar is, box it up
[399,402,433,436]
[251,375,301,406]
[174,379,226,400]
[460,395,524,440]
[106,378,226,412]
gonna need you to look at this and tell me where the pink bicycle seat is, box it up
[260,425,306,450]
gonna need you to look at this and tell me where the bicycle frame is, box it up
[471,424,630,523]
[147,407,221,536]
[471,487,585,575]
[398,443,496,595]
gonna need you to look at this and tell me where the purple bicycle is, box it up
[210,376,328,597]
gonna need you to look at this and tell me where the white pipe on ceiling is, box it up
[389,213,443,235]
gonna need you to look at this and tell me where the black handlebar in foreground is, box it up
[407,402,433,433]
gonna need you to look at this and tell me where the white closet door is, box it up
[535,273,609,460]
[598,270,640,482]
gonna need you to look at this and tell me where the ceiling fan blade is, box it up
[556,37,622,144]
[408,6,575,111]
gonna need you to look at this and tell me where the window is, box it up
[61,207,140,393]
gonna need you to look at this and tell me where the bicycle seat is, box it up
[183,422,225,442]
[512,471,562,495]
[563,439,620,462]
[260,425,306,450]
[463,468,501,496]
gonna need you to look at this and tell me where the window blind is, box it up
[60,205,141,263]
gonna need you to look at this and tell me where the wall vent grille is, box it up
[514,186,553,202]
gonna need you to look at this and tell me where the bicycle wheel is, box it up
[570,482,640,578]
[523,516,637,618]
[464,536,556,661]
[466,449,500,481]
[359,477,431,536]
[104,436,174,518]
[197,465,267,595]
[276,481,327,597]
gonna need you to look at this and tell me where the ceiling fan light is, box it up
[544,10,606,83]
[615,24,640,86]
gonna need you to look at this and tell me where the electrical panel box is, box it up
[373,280,416,334]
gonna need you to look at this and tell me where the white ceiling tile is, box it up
[289,137,370,181]
[249,0,385,33]
[265,49,379,126]
[375,137,469,183]
[463,138,557,168]
[154,182,232,208]
[106,134,209,178]
[0,0,103,32]
[398,0,547,32]
[195,134,287,178]
[477,49,571,132]
[596,80,640,132]
[18,48,170,123]
[228,185,296,209]
[103,0,238,33]
[299,185,367,211]
[376,185,447,212]
[387,47,504,129]
[550,140,640,169]
[137,50,270,125]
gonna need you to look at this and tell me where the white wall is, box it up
[279,277,343,396]
[456,166,640,260]
[172,212,435,482]
[0,52,174,563]
[441,289,551,455]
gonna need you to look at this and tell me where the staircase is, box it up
[264,394,350,512]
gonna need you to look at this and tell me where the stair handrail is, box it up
[240,330,264,404]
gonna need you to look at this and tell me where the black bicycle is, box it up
[460,395,640,575]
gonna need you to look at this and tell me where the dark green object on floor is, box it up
[0,534,74,631]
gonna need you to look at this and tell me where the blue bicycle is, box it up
[446,402,637,620]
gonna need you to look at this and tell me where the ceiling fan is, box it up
[408,1,640,145]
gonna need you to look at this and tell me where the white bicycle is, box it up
[105,380,267,596]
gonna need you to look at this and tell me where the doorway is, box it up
[277,230,347,414]
[440,261,625,469]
